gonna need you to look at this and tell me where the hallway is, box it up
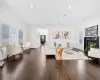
[0,47,100,80]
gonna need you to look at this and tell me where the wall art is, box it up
[53,31,62,39]
[62,31,71,39]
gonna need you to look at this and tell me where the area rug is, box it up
[62,50,88,60]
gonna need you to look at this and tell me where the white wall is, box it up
[27,27,40,48]
[0,21,2,46]
[74,18,100,50]
[0,10,28,45]
[0,10,28,60]
[47,26,75,48]
[37,28,48,44]
[0,9,41,48]
[27,26,76,49]
[38,29,48,35]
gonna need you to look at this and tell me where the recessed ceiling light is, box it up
[69,6,71,9]
[63,14,67,16]
[30,4,33,8]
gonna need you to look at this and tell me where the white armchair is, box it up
[6,44,23,58]
[22,42,31,52]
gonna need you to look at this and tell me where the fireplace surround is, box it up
[84,36,99,56]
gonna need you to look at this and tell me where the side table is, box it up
[56,48,63,60]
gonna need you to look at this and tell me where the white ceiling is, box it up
[1,0,100,27]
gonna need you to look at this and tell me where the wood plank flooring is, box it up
[0,47,100,80]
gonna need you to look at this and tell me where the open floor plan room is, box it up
[0,0,100,80]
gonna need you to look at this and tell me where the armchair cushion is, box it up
[6,45,22,57]
[22,42,31,50]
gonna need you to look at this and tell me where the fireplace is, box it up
[84,36,99,56]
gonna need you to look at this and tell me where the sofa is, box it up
[88,48,100,59]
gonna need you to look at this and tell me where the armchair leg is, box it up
[20,52,23,55]
[20,53,23,58]
[13,55,15,60]
[7,56,9,61]
[88,57,90,62]
[28,49,30,53]
[29,49,31,53]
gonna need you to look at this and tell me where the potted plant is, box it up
[67,42,70,49]
[54,42,56,47]
[90,43,96,48]
[58,44,62,48]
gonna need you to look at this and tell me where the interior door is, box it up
[40,35,46,45]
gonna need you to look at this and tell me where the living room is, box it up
[0,0,100,80]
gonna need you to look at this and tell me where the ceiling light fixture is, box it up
[63,14,67,16]
[30,4,33,8]
[68,6,71,9]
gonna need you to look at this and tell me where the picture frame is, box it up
[53,31,62,39]
[85,25,98,36]
[62,31,71,39]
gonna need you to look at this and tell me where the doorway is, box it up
[40,35,46,45]
[37,28,48,45]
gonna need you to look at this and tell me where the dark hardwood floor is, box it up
[0,47,100,80]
